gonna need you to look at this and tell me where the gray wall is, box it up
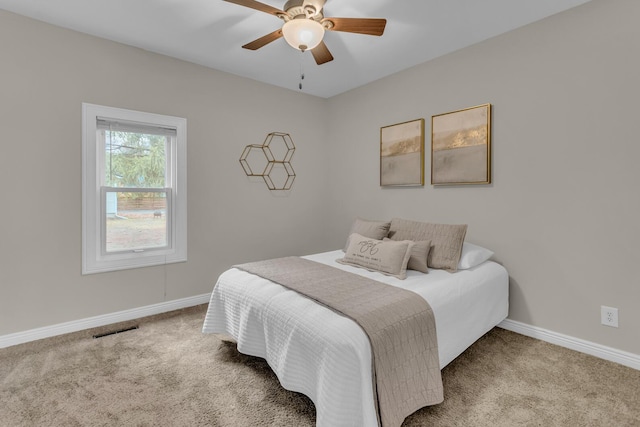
[325,0,640,355]
[0,10,333,335]
[2,0,638,357]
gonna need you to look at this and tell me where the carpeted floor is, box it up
[1,305,639,426]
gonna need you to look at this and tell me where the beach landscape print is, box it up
[380,118,424,186]
[432,104,491,185]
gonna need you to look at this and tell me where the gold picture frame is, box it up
[431,104,491,185]
[380,118,425,186]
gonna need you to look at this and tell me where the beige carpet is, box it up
[1,305,639,426]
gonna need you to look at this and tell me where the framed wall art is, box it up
[431,104,491,185]
[380,118,425,186]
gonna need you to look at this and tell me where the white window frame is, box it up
[82,103,187,274]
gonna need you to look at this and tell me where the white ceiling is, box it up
[0,0,592,98]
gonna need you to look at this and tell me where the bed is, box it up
[202,218,509,427]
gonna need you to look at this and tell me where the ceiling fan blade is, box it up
[223,0,286,17]
[311,41,334,65]
[242,29,283,50]
[322,17,387,36]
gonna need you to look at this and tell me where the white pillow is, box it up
[457,242,494,270]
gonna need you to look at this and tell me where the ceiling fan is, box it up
[223,0,387,65]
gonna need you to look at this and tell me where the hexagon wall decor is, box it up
[239,132,296,191]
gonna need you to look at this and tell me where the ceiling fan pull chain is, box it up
[299,51,305,90]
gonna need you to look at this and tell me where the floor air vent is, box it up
[93,325,139,339]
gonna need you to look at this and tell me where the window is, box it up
[82,103,187,274]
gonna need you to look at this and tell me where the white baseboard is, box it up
[498,319,640,371]
[4,301,637,372]
[0,293,211,349]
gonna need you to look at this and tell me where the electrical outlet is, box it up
[601,306,619,328]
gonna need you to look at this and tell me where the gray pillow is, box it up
[388,218,467,272]
[337,233,414,279]
[384,237,430,273]
[343,217,391,251]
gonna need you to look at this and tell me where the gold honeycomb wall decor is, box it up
[239,132,296,191]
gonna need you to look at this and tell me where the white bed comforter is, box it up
[203,250,508,427]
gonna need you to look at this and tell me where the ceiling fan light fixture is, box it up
[282,18,324,52]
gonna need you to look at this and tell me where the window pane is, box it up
[105,191,168,253]
[103,131,167,188]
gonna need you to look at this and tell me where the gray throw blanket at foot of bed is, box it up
[233,256,443,427]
